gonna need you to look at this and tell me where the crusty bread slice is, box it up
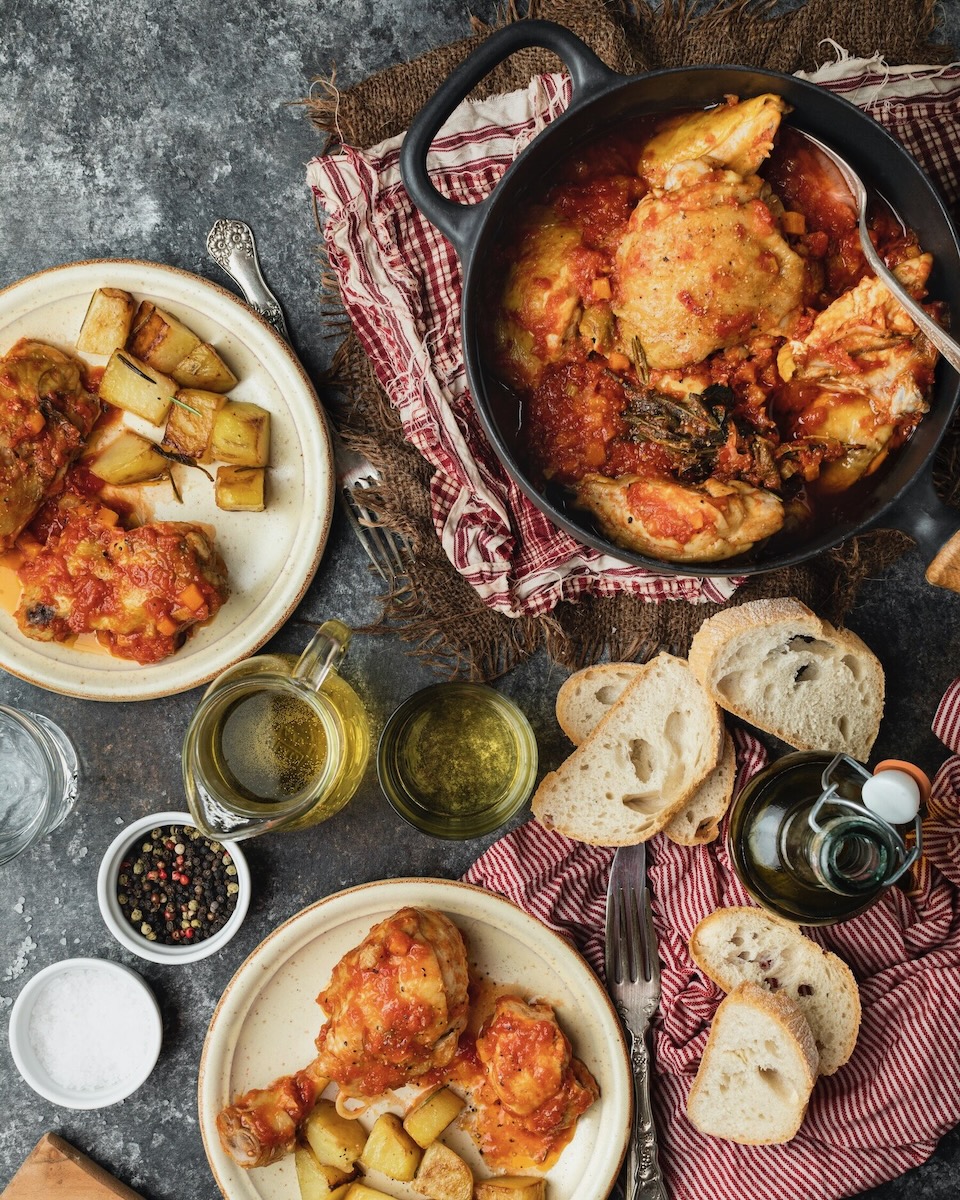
[689,906,860,1075]
[664,733,737,845]
[533,652,724,846]
[686,982,819,1145]
[556,662,645,745]
[555,663,736,845]
[687,597,884,762]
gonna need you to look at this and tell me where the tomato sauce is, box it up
[487,105,940,546]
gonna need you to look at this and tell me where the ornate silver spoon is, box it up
[205,218,291,344]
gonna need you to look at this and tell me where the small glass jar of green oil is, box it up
[377,683,538,839]
[182,620,370,840]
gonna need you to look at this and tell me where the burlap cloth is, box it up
[305,0,958,680]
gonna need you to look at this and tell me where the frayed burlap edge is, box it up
[306,0,955,680]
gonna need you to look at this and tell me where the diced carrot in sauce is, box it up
[592,276,612,300]
[781,210,807,235]
[23,410,46,435]
[156,615,179,637]
[607,351,631,372]
[177,582,205,612]
[96,506,120,527]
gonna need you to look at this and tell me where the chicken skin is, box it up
[476,996,599,1132]
[459,995,599,1169]
[495,207,597,389]
[16,493,227,664]
[217,907,470,1169]
[639,93,791,186]
[0,339,101,551]
[776,254,937,490]
[313,907,470,1099]
[615,95,804,372]
[575,473,784,562]
[614,171,806,370]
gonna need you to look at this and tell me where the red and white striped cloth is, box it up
[307,51,960,619]
[463,696,960,1200]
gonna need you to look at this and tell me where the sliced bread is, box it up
[555,662,645,745]
[664,733,737,845]
[686,982,819,1145]
[687,597,884,762]
[555,663,736,845]
[689,906,860,1075]
[532,652,724,845]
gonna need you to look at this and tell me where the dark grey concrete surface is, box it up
[1,2,960,1197]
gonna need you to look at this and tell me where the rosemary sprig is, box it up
[170,394,201,416]
[630,336,650,384]
[116,353,201,416]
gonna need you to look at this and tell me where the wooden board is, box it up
[2,1134,144,1200]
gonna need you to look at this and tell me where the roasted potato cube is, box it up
[86,430,168,485]
[303,1100,367,1172]
[76,288,135,355]
[172,341,238,392]
[295,1146,357,1200]
[128,300,202,373]
[403,1088,466,1148]
[210,400,271,466]
[360,1113,422,1182]
[99,351,177,425]
[344,1186,396,1200]
[473,1178,546,1200]
[162,388,225,460]
[215,465,266,512]
[412,1142,473,1200]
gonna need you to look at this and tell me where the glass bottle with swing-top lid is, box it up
[728,751,929,925]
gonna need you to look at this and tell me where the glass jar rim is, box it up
[376,682,538,839]
[0,705,60,859]
[182,673,344,826]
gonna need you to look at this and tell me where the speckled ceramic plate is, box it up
[198,878,632,1200]
[0,259,334,701]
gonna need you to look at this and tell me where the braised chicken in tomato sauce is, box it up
[313,907,470,1099]
[491,96,944,563]
[0,339,101,551]
[455,995,599,1171]
[216,910,599,1178]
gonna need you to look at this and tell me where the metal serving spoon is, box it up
[206,218,291,342]
[796,130,960,374]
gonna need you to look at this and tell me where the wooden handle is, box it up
[2,1133,144,1200]
[925,529,960,592]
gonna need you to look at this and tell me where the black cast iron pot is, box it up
[400,19,960,589]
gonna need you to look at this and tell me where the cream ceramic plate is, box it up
[199,879,631,1200]
[0,259,334,701]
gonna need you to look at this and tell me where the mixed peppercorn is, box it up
[117,823,239,945]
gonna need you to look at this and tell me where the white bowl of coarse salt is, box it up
[8,957,162,1108]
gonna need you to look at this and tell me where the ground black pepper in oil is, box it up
[116,823,239,945]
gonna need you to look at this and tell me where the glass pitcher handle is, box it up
[292,619,351,692]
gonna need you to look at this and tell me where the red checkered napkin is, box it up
[307,53,960,619]
[463,695,960,1200]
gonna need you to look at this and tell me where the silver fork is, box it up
[206,218,410,582]
[605,843,668,1200]
[337,449,409,584]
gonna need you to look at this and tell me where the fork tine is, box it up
[641,886,660,987]
[625,884,643,981]
[341,482,410,584]
[341,488,392,582]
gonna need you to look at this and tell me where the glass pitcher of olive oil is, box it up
[728,751,928,925]
[182,619,370,840]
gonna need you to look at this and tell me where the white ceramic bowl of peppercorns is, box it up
[97,811,251,964]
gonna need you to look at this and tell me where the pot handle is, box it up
[883,470,960,592]
[399,19,618,254]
